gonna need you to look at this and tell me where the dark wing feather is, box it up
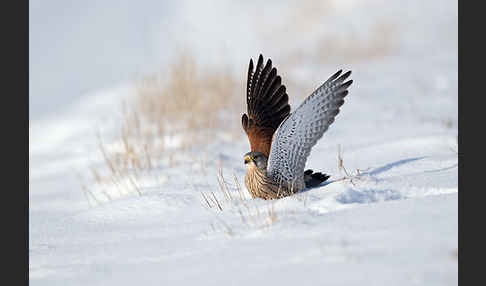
[242,54,291,157]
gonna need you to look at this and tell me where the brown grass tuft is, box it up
[200,164,249,211]
[89,52,244,202]
[201,165,279,232]
[135,53,242,145]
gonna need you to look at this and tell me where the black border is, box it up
[459,0,483,285]
[3,0,29,285]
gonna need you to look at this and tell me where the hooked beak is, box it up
[244,155,253,164]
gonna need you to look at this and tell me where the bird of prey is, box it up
[242,54,353,200]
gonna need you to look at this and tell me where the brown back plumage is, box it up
[241,54,291,157]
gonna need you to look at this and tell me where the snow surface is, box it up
[30,0,457,285]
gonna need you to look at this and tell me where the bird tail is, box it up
[304,169,330,188]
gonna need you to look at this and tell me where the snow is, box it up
[30,0,457,285]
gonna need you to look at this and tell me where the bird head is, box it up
[243,151,267,170]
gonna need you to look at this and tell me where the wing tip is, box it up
[341,79,353,90]
[338,70,352,81]
[329,69,353,83]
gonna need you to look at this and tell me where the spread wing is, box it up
[267,70,353,185]
[241,54,291,157]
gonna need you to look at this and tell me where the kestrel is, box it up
[242,54,353,200]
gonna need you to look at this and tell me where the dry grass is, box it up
[88,53,244,203]
[335,144,370,186]
[201,165,280,233]
[200,163,249,211]
[135,53,243,146]
[87,127,148,200]
[205,201,280,236]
